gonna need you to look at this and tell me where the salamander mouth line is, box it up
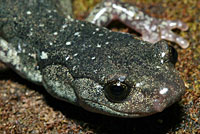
[82,99,156,116]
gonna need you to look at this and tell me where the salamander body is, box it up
[0,0,187,117]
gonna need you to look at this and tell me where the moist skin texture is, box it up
[0,0,187,118]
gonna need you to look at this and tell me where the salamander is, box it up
[0,0,188,117]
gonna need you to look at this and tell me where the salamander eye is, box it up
[104,81,131,103]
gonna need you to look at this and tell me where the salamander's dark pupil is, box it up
[110,85,124,96]
[104,81,131,103]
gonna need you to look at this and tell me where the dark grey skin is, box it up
[0,0,185,117]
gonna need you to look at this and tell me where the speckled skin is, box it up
[0,0,185,117]
[87,0,189,48]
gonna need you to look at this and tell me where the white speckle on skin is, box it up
[72,66,76,71]
[95,85,103,90]
[136,82,144,87]
[82,44,86,47]
[62,24,68,29]
[101,76,105,81]
[113,4,122,14]
[161,52,166,57]
[26,11,32,15]
[161,21,168,26]
[17,43,22,52]
[93,69,98,73]
[161,35,166,39]
[135,15,140,20]
[118,76,126,82]
[53,32,58,35]
[96,28,100,31]
[91,8,107,24]
[120,14,127,21]
[65,56,70,61]
[66,41,71,45]
[0,39,9,51]
[99,34,104,36]
[159,87,168,95]
[97,44,101,48]
[151,25,157,31]
[116,82,121,86]
[113,3,136,17]
[144,24,150,31]
[40,51,48,59]
[67,15,72,19]
[73,53,78,56]
[47,9,51,13]
[39,23,44,27]
[156,66,161,69]
[28,32,33,36]
[74,32,80,37]
[169,22,177,27]
[48,15,53,18]
[29,53,36,59]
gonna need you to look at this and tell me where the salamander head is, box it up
[73,39,185,117]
